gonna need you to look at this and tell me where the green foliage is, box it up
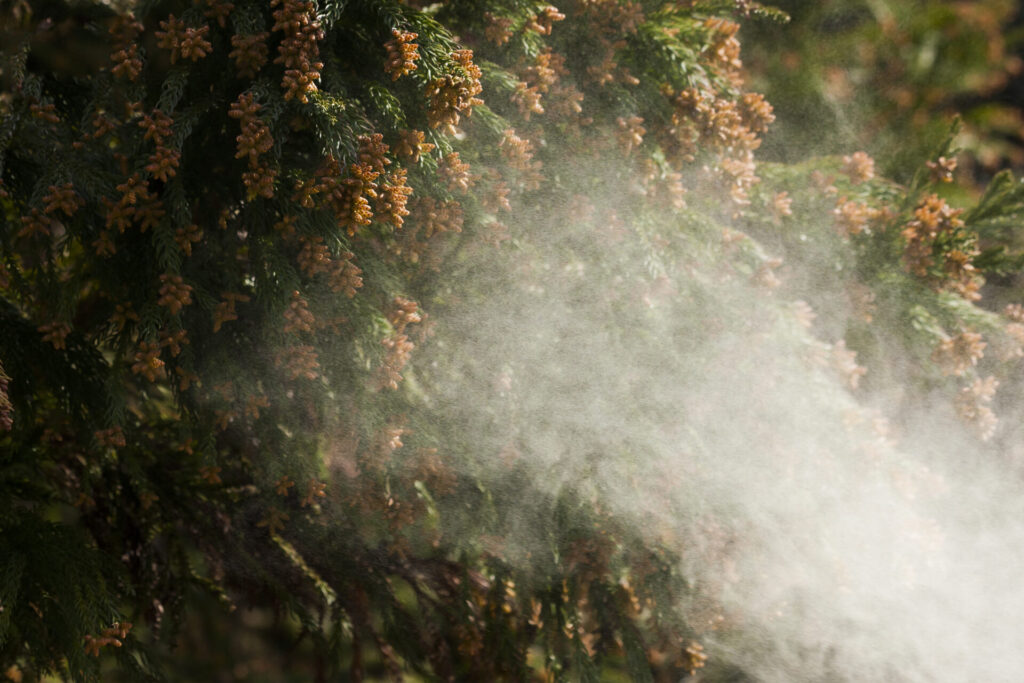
[744,0,1023,185]
[4,0,1024,680]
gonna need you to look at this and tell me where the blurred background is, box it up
[745,0,1024,191]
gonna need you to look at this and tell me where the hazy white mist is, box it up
[423,187,1024,681]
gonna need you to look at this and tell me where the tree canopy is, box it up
[4,0,1024,681]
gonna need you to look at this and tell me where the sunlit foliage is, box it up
[4,1,1024,681]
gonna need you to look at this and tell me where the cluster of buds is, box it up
[317,159,379,235]
[229,93,275,198]
[500,129,542,179]
[662,92,700,163]
[383,29,419,80]
[159,328,189,357]
[583,0,644,35]
[141,107,172,140]
[484,12,514,45]
[616,115,646,154]
[327,252,363,298]
[955,376,998,441]
[296,235,333,277]
[38,321,72,350]
[136,196,166,233]
[377,333,415,390]
[17,207,51,241]
[547,80,585,120]
[642,164,687,211]
[370,420,406,466]
[525,5,565,35]
[83,622,132,657]
[511,81,544,120]
[933,330,986,376]
[229,94,273,164]
[274,475,294,496]
[841,151,875,185]
[42,182,83,217]
[833,198,880,238]
[242,165,277,199]
[388,296,422,334]
[229,32,270,79]
[720,153,759,205]
[174,223,202,256]
[376,298,424,390]
[740,93,775,135]
[291,177,317,210]
[927,156,957,183]
[212,292,250,332]
[311,136,399,229]
[140,109,180,181]
[667,88,765,203]
[203,0,234,28]
[482,177,512,214]
[705,18,743,85]
[438,152,474,193]
[131,342,165,382]
[104,173,164,233]
[157,274,193,315]
[943,247,982,301]
[522,51,562,99]
[684,641,709,676]
[412,197,464,239]
[426,50,483,135]
[271,0,324,102]
[275,344,320,381]
[358,134,390,172]
[29,101,60,125]
[17,209,56,240]
[155,15,212,64]
[0,362,12,432]
[773,191,793,218]
[394,129,435,164]
[901,194,980,299]
[109,15,144,80]
[283,290,316,334]
[376,169,413,228]
[691,91,757,152]
[90,112,117,140]
[110,302,139,332]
